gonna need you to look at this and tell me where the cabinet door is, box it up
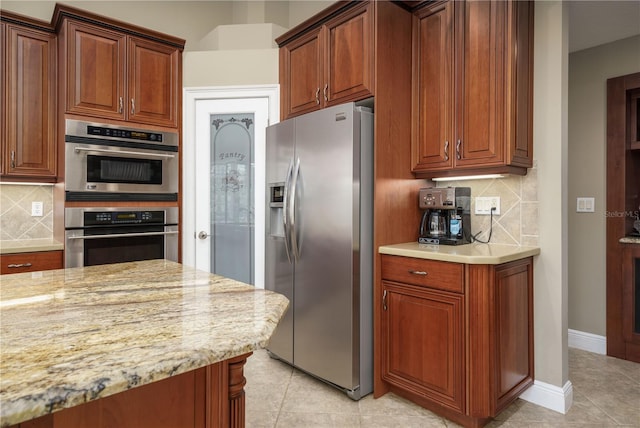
[66,20,126,120]
[324,3,373,107]
[455,0,505,167]
[1,21,6,176]
[128,37,179,127]
[411,1,454,172]
[4,25,57,178]
[381,281,464,413]
[280,28,323,118]
[622,246,640,361]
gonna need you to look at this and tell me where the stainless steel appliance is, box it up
[419,187,471,245]
[265,102,373,400]
[65,207,178,268]
[64,119,179,201]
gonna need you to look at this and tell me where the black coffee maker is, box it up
[418,187,471,245]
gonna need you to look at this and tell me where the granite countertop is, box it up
[0,239,63,254]
[379,242,540,264]
[620,236,640,244]
[0,260,289,427]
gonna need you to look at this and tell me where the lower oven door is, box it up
[65,225,178,268]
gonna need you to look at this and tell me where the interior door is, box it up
[189,96,269,287]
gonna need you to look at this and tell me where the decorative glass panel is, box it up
[210,114,255,284]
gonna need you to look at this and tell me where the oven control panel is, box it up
[85,211,165,226]
[87,125,163,142]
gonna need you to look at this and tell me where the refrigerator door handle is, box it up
[283,159,294,263]
[289,157,301,261]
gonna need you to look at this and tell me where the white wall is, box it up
[1,1,235,51]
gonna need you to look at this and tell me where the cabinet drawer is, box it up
[381,255,463,293]
[0,251,63,274]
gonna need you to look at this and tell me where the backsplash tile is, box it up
[435,162,539,247]
[0,184,54,241]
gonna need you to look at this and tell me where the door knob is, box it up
[197,231,209,240]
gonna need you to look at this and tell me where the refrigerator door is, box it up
[265,119,295,363]
[292,103,361,390]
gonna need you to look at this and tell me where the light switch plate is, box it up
[576,197,595,213]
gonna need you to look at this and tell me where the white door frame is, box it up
[183,85,280,288]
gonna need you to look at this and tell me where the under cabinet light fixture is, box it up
[431,174,505,182]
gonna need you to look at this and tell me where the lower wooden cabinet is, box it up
[380,255,533,428]
[0,251,63,274]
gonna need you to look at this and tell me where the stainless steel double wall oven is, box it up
[64,120,180,268]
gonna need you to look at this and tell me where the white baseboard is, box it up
[568,329,607,355]
[519,379,574,414]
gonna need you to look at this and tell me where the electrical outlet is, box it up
[31,201,43,217]
[475,196,501,215]
[576,197,595,213]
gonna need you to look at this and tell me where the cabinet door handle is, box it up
[323,84,328,101]
[119,97,123,113]
[10,151,15,168]
[8,263,32,268]
[408,270,428,276]
[131,98,135,115]
[444,140,449,161]
[315,88,320,105]
[456,139,462,160]
[383,289,388,311]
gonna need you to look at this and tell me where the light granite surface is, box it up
[0,260,289,427]
[379,242,540,264]
[0,239,63,254]
[620,236,640,245]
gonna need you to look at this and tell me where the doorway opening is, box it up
[606,72,640,362]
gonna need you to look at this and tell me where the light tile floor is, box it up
[245,347,640,427]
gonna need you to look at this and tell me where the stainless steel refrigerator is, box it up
[265,102,373,400]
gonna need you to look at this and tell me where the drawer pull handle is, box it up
[383,289,388,311]
[8,263,32,268]
[408,270,428,276]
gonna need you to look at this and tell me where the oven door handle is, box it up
[67,230,179,240]
[74,146,176,159]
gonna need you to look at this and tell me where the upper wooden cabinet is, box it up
[278,2,374,119]
[1,12,57,181]
[411,0,534,179]
[54,4,184,128]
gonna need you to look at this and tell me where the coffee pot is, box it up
[426,210,447,236]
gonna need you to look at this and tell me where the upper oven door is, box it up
[65,142,178,194]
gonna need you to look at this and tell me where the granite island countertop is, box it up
[379,242,540,264]
[0,260,289,427]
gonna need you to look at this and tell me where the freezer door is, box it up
[292,103,361,390]
[265,120,295,363]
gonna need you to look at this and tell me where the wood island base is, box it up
[11,353,252,428]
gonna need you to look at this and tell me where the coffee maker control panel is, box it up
[419,188,457,209]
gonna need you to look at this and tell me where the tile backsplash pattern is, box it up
[0,184,54,241]
[435,162,538,247]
